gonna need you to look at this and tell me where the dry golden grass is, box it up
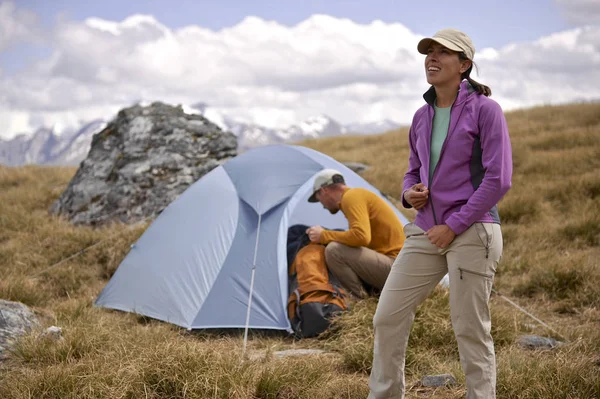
[1,101,600,398]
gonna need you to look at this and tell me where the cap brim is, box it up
[417,37,464,55]
[308,192,319,203]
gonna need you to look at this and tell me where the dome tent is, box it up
[95,144,410,332]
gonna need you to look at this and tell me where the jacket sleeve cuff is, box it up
[401,190,413,209]
[320,230,332,245]
[445,218,467,236]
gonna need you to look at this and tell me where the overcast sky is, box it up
[1,0,599,139]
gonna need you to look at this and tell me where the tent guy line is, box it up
[491,288,566,341]
[27,214,155,279]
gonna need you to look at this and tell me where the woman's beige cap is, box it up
[417,28,475,60]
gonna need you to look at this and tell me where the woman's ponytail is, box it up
[459,53,492,97]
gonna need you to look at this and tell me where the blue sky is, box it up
[1,0,599,138]
[14,0,569,47]
[0,0,572,79]
[3,0,570,75]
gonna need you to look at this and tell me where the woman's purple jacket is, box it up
[401,80,513,235]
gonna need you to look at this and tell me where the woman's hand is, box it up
[404,183,429,210]
[425,225,456,248]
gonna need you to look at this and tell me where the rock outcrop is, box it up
[0,300,39,357]
[342,161,370,175]
[50,102,237,225]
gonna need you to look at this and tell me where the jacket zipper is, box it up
[430,195,439,225]
[428,102,453,226]
[458,267,493,280]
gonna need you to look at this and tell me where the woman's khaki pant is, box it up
[368,222,502,399]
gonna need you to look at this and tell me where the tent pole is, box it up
[242,209,262,358]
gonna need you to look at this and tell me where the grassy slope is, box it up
[0,102,599,398]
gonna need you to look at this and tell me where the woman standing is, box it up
[368,28,513,399]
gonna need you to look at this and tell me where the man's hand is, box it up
[404,183,429,210]
[425,225,456,249]
[306,225,324,243]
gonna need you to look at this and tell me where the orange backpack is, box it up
[287,243,349,338]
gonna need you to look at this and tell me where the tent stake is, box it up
[243,209,262,358]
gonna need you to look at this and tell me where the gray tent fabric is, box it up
[95,144,410,331]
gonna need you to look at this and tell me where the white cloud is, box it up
[1,5,600,140]
[0,1,40,51]
[0,109,32,139]
[476,26,600,108]
[556,0,600,26]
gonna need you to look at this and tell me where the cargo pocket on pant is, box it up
[458,267,494,280]
[456,266,495,316]
[456,224,498,283]
[404,223,426,239]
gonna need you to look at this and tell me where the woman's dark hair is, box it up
[459,53,491,97]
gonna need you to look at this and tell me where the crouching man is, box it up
[306,169,405,298]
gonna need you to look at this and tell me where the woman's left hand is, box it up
[425,225,456,248]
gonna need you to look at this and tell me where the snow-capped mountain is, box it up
[278,115,347,142]
[0,103,401,167]
[0,130,47,166]
[0,127,57,166]
[216,114,350,150]
[53,120,108,164]
[0,120,107,167]
[184,105,392,150]
[180,104,348,148]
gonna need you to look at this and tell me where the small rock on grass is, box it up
[517,335,564,350]
[421,373,457,387]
